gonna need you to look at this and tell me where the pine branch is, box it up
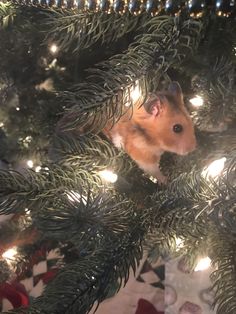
[0,259,12,283]
[43,9,147,52]
[0,3,49,31]
[7,197,146,314]
[31,240,143,314]
[51,133,135,175]
[59,15,203,133]
[33,190,140,247]
[0,165,102,215]
[146,150,235,253]
[210,230,236,314]
[0,2,16,29]
[192,58,236,131]
[157,153,234,227]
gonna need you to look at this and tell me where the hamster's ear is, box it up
[168,81,183,103]
[143,95,162,116]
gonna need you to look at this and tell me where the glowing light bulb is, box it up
[194,257,211,271]
[99,170,118,183]
[16,107,20,111]
[202,157,226,180]
[2,247,17,261]
[24,136,32,142]
[25,208,31,215]
[190,95,203,108]
[35,166,42,172]
[0,122,4,127]
[66,191,82,202]
[130,83,141,103]
[175,237,184,250]
[27,160,34,168]
[50,44,58,54]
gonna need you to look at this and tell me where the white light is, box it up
[99,170,118,183]
[25,136,32,142]
[50,44,58,54]
[175,237,184,250]
[66,191,82,202]
[194,257,211,272]
[35,166,42,172]
[25,208,31,215]
[27,160,34,168]
[129,82,141,105]
[202,157,226,180]
[190,95,204,108]
[2,247,17,261]
[0,122,4,128]
[16,107,20,111]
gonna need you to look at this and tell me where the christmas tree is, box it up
[0,0,235,313]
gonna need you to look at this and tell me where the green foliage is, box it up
[43,9,148,52]
[0,4,236,314]
[32,240,143,314]
[51,133,135,175]
[210,231,236,314]
[0,165,102,215]
[190,57,236,132]
[59,15,203,133]
[0,258,12,283]
[150,151,235,239]
[178,16,236,131]
[0,2,16,29]
[33,190,140,245]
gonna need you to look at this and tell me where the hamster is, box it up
[103,82,196,183]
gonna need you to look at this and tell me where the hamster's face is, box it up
[140,82,197,156]
[154,104,196,155]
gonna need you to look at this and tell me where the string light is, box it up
[99,169,118,183]
[130,82,141,103]
[66,191,82,202]
[25,208,31,215]
[46,58,58,70]
[16,107,20,111]
[35,166,42,172]
[50,44,58,54]
[189,95,203,108]
[66,191,87,205]
[26,160,34,168]
[202,157,226,180]
[194,257,211,271]
[175,237,184,251]
[2,247,17,262]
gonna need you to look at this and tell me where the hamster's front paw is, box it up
[149,168,167,184]
[156,172,167,184]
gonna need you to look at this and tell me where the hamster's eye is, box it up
[173,124,183,133]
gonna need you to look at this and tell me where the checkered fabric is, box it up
[1,249,61,312]
[1,253,166,313]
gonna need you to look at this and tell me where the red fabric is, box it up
[0,282,29,308]
[41,268,58,284]
[135,299,164,314]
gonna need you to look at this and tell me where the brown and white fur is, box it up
[103,82,196,183]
